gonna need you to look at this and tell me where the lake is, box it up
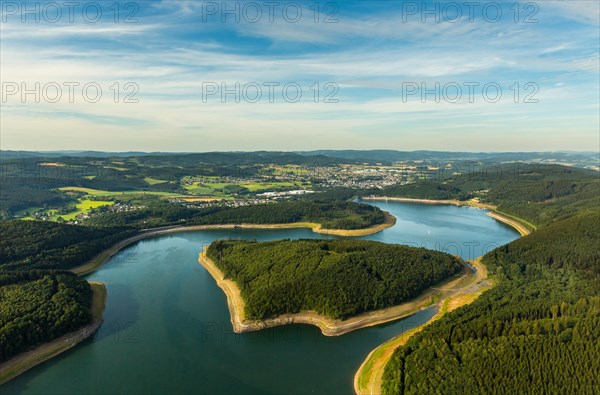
[4,201,519,394]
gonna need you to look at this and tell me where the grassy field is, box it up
[52,199,115,221]
[57,187,181,197]
[144,177,168,185]
[17,199,115,221]
[182,181,310,195]
[182,183,222,195]
[243,181,309,191]
[14,207,43,217]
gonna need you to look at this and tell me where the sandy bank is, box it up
[0,282,107,385]
[363,196,493,208]
[198,249,472,337]
[354,258,490,395]
[486,211,531,236]
[364,196,532,236]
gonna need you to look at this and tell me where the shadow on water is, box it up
[92,283,142,344]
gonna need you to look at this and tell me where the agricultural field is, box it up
[243,181,311,191]
[182,181,311,196]
[16,199,114,221]
[144,177,169,185]
[57,187,181,197]
[54,199,114,221]
[260,164,313,176]
[53,199,115,221]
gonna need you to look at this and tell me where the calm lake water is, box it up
[4,202,519,394]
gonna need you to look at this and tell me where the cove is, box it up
[4,201,519,394]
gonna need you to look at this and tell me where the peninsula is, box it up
[200,239,465,336]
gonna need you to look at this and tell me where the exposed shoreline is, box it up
[0,282,107,385]
[353,198,534,394]
[363,196,493,208]
[353,197,534,395]
[72,212,397,276]
[198,249,473,337]
[364,196,532,236]
[486,211,531,236]
[354,258,491,395]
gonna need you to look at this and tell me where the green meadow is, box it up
[57,187,181,197]
[52,199,115,221]
[144,177,169,185]
[182,181,311,195]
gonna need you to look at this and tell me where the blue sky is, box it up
[0,0,598,151]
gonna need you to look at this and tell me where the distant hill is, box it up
[0,151,349,166]
[0,150,174,160]
[300,150,599,167]
[2,150,598,169]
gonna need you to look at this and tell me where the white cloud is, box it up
[543,1,600,25]
[0,1,598,151]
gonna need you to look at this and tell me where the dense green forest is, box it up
[0,271,93,362]
[192,201,385,229]
[0,180,77,216]
[0,221,136,270]
[381,208,600,392]
[207,239,463,320]
[0,222,134,363]
[382,164,599,227]
[85,201,385,230]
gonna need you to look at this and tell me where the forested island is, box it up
[206,239,464,321]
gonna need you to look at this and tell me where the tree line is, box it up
[0,220,136,270]
[85,201,386,230]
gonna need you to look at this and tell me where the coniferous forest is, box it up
[0,271,92,362]
[192,201,385,230]
[381,184,600,394]
[85,201,386,230]
[207,239,464,320]
[0,221,134,363]
[0,221,136,270]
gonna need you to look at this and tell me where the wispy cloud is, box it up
[0,0,598,151]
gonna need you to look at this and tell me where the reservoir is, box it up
[4,201,519,394]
